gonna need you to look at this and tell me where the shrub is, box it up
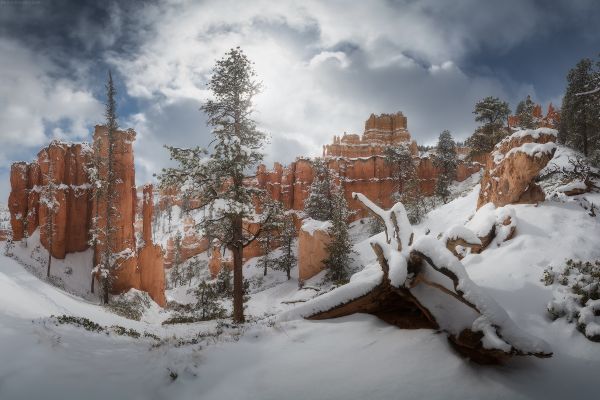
[543,259,600,341]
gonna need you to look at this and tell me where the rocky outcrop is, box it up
[92,126,139,295]
[508,103,560,130]
[7,127,166,306]
[8,141,92,257]
[478,128,557,209]
[323,112,417,158]
[163,216,209,269]
[444,205,517,259]
[298,219,332,282]
[8,162,29,241]
[137,184,166,306]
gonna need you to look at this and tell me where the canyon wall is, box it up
[7,126,165,305]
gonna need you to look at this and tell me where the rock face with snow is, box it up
[9,141,92,256]
[478,128,557,209]
[298,219,332,282]
[256,112,482,222]
[7,127,166,306]
[136,184,166,306]
[92,126,140,295]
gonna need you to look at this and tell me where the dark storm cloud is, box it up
[1,0,599,201]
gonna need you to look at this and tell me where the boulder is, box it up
[478,128,557,209]
[298,219,332,282]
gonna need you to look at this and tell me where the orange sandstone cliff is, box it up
[7,126,166,305]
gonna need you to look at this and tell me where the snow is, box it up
[300,218,332,235]
[556,180,588,193]
[442,225,481,244]
[2,156,600,398]
[465,202,496,237]
[412,236,551,355]
[492,128,558,165]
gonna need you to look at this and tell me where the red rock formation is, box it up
[8,162,29,241]
[508,102,561,130]
[7,127,166,306]
[298,219,332,282]
[9,141,92,258]
[323,112,417,158]
[478,129,557,208]
[137,184,166,306]
[92,126,139,294]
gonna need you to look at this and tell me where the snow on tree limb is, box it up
[575,87,600,96]
[412,236,552,356]
[289,192,551,361]
[351,192,412,252]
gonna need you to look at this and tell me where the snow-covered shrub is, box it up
[544,259,600,341]
[107,289,153,321]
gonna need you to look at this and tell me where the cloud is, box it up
[2,0,599,202]
[107,0,528,172]
[0,37,103,202]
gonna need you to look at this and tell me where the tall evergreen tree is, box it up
[433,130,458,203]
[304,158,335,221]
[193,280,226,321]
[466,96,511,157]
[324,189,354,284]
[560,58,600,157]
[87,71,121,304]
[383,144,425,224]
[515,95,537,129]
[169,230,183,287]
[160,48,270,323]
[257,200,285,276]
[274,213,296,280]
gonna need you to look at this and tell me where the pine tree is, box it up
[39,154,60,278]
[216,266,233,297]
[96,71,121,304]
[170,231,183,287]
[324,189,354,284]
[304,158,335,221]
[273,214,296,280]
[257,200,285,276]
[515,95,536,129]
[184,258,204,287]
[466,96,511,157]
[383,144,425,224]
[560,58,600,157]
[433,130,458,203]
[160,48,269,323]
[193,280,226,321]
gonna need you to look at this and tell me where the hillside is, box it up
[1,146,600,399]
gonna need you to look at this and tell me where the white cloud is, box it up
[107,0,532,172]
[0,38,103,202]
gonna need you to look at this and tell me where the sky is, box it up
[0,0,599,202]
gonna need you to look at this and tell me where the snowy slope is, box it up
[2,170,600,398]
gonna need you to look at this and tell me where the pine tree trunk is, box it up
[47,251,51,278]
[91,243,96,293]
[103,277,109,304]
[232,215,245,323]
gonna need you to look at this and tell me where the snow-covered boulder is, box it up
[478,128,557,208]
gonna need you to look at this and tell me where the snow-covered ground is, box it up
[1,161,600,399]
